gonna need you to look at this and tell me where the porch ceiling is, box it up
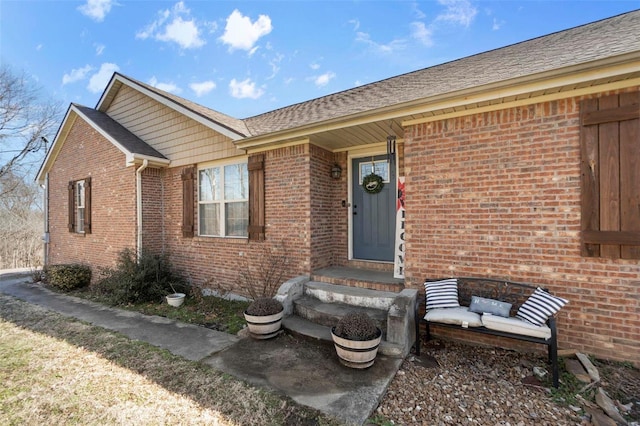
[308,118,405,152]
[299,69,640,153]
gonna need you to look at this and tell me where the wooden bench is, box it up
[414,277,560,388]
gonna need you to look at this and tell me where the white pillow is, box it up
[424,279,460,310]
[516,287,568,326]
[425,307,482,327]
[482,314,552,340]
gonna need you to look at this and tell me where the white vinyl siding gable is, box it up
[105,85,241,167]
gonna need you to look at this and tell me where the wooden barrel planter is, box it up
[243,310,284,339]
[331,327,382,369]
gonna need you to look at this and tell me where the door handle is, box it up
[353,204,357,215]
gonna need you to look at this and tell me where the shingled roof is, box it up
[242,10,640,136]
[73,104,167,160]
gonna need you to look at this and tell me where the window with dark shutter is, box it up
[182,166,195,238]
[248,154,265,241]
[580,92,640,259]
[68,177,91,234]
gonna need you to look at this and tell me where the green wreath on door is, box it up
[362,173,384,194]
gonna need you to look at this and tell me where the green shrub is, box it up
[95,248,188,305]
[46,264,92,291]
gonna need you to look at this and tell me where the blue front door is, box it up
[352,156,396,261]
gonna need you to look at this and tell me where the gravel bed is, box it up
[375,340,580,425]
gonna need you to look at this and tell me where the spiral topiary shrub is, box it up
[46,264,92,291]
[333,312,380,341]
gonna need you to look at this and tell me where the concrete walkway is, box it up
[0,270,402,425]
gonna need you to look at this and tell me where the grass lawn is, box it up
[70,287,251,333]
[0,294,340,426]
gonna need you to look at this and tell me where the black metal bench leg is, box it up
[414,301,421,356]
[549,317,559,388]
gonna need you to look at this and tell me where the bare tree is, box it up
[0,170,43,269]
[0,64,62,268]
[0,65,63,188]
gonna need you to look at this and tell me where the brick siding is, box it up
[157,144,342,296]
[46,87,639,366]
[404,88,640,365]
[47,118,136,272]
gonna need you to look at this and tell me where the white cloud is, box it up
[411,22,433,47]
[190,80,216,97]
[309,62,320,71]
[312,72,335,87]
[267,53,284,79]
[87,63,119,93]
[157,16,204,49]
[229,78,264,99]
[492,18,504,31]
[436,0,477,27]
[348,19,360,31]
[62,65,93,85]
[148,76,182,93]
[78,0,115,22]
[220,9,272,52]
[355,32,406,54]
[412,2,427,20]
[137,2,206,49]
[95,43,105,55]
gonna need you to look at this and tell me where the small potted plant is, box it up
[243,297,284,339]
[331,312,382,369]
[166,282,186,307]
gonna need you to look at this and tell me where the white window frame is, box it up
[197,158,248,238]
[75,179,85,234]
[359,159,390,184]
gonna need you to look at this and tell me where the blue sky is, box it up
[1,0,638,119]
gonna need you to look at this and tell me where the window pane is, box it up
[76,207,84,233]
[225,202,248,237]
[76,180,85,208]
[199,203,220,236]
[360,161,389,183]
[224,163,248,200]
[199,168,220,201]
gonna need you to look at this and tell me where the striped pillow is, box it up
[516,288,568,326]
[424,279,460,310]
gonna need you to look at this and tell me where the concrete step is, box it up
[293,295,387,332]
[304,281,398,310]
[282,315,404,358]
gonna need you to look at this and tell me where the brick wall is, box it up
[141,167,165,253]
[161,145,315,295]
[47,118,136,272]
[404,88,640,365]
[309,145,348,270]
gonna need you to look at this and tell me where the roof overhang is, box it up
[235,52,640,153]
[36,104,170,185]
